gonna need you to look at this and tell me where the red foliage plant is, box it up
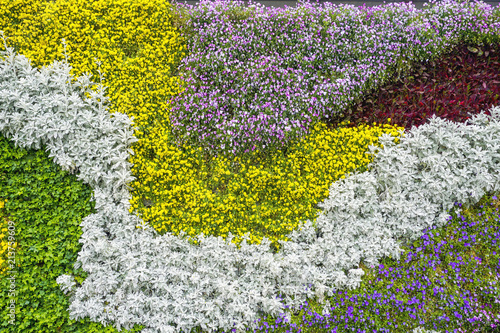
[322,42,500,131]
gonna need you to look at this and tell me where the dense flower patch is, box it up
[0,0,500,332]
[132,120,403,250]
[251,195,500,332]
[170,0,499,158]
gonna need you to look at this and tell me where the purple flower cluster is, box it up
[168,0,499,158]
[221,194,500,332]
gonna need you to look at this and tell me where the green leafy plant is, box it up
[0,134,144,333]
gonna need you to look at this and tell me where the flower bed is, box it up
[0,0,499,332]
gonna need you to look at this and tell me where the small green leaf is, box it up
[467,46,479,53]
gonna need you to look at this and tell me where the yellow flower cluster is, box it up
[131,120,404,251]
[0,0,404,251]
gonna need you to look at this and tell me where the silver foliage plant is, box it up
[1,32,500,333]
